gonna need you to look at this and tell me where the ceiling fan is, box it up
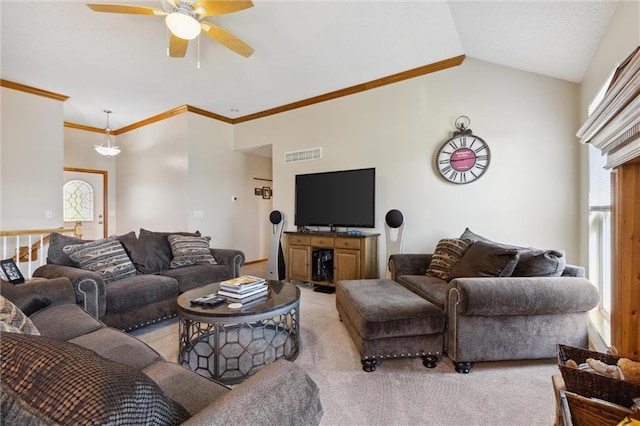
[87,0,254,58]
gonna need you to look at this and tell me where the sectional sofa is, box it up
[0,277,323,425]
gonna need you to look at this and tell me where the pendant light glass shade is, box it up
[166,12,201,40]
[94,110,120,157]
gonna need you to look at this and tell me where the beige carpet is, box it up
[133,280,559,426]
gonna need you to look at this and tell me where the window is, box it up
[63,180,94,221]
[586,66,616,347]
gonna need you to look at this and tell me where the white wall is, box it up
[0,87,65,230]
[64,127,118,234]
[235,58,581,276]
[115,113,190,233]
[113,112,272,261]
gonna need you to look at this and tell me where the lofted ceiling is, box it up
[0,0,618,131]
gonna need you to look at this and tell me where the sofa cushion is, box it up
[47,231,137,267]
[135,229,201,273]
[1,281,51,316]
[460,227,566,277]
[448,241,520,279]
[31,304,105,341]
[425,238,470,280]
[0,296,40,335]
[395,275,454,310]
[168,234,217,269]
[105,274,179,313]
[63,236,137,283]
[1,332,190,425]
[160,264,232,293]
[69,327,163,370]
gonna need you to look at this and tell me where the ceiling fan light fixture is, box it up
[94,110,121,157]
[166,12,201,40]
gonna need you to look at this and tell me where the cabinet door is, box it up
[289,245,311,282]
[334,249,361,281]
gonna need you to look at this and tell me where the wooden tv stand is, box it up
[285,231,379,287]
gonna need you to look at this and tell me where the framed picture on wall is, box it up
[0,259,25,284]
[262,187,271,199]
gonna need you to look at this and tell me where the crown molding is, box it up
[64,122,105,134]
[56,55,467,134]
[0,79,69,101]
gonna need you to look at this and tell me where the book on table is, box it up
[218,287,269,304]
[219,275,266,288]
[219,281,267,294]
[217,285,268,300]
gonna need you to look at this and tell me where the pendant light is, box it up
[94,110,120,157]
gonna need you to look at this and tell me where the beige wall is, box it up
[0,87,65,230]
[235,58,581,275]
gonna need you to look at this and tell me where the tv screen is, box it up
[295,168,375,228]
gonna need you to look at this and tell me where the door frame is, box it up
[64,167,108,238]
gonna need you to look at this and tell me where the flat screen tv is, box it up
[295,168,375,228]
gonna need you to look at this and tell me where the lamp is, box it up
[94,110,120,157]
[166,11,201,40]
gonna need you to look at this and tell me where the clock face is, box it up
[437,134,490,184]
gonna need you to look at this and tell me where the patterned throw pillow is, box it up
[0,296,40,335]
[425,238,471,280]
[168,234,217,269]
[1,332,191,425]
[63,236,136,283]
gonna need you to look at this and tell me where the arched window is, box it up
[63,180,94,221]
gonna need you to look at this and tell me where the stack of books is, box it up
[217,275,268,304]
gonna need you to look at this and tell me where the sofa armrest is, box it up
[210,249,245,278]
[388,254,433,280]
[182,360,322,426]
[2,277,76,307]
[448,277,599,316]
[32,264,105,318]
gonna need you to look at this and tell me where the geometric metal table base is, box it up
[179,297,299,385]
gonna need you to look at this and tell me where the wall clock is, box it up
[436,116,490,184]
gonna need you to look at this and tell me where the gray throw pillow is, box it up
[63,236,136,283]
[425,238,470,280]
[136,229,202,273]
[1,332,191,425]
[168,234,217,269]
[459,227,566,277]
[448,241,520,280]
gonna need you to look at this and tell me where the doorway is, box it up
[63,167,108,240]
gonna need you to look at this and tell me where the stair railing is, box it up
[0,222,83,279]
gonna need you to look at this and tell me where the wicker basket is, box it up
[563,390,633,426]
[557,344,640,408]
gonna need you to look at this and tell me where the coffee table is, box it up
[176,280,300,384]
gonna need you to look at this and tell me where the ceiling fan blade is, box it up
[200,21,254,57]
[87,4,167,16]
[194,1,254,17]
[169,34,189,57]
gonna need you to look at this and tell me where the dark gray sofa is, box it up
[389,229,600,373]
[0,278,323,425]
[33,230,245,331]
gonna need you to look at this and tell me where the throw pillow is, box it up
[136,229,202,273]
[47,232,88,266]
[0,296,40,335]
[512,249,566,277]
[460,227,567,277]
[1,281,51,315]
[448,241,520,280]
[63,236,137,283]
[425,238,471,280]
[1,332,191,425]
[168,234,217,269]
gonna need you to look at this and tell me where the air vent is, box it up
[284,147,322,164]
